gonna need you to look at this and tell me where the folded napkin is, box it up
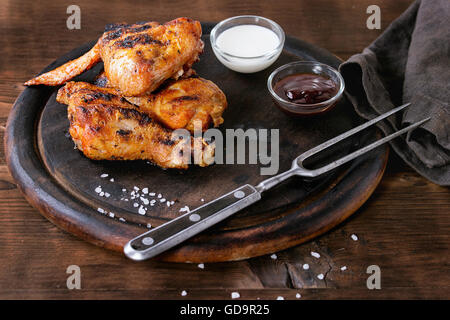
[339,0,450,186]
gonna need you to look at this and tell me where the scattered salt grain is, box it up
[147,223,152,229]
[296,293,301,299]
[303,264,309,270]
[179,206,190,213]
[97,208,105,213]
[317,273,324,280]
[141,197,149,205]
[119,217,126,222]
[351,234,358,241]
[277,296,284,300]
[108,212,114,218]
[170,201,175,205]
[201,198,205,202]
[311,251,321,259]
[122,188,126,192]
[99,192,105,197]
[166,202,171,207]
[149,192,156,196]
[341,266,347,271]
[142,188,148,194]
[157,193,162,198]
[105,192,110,198]
[181,290,187,296]
[110,178,114,182]
[231,292,240,299]
[160,198,166,203]
[100,174,108,178]
[198,263,204,269]
[133,186,139,191]
[133,203,139,208]
[95,186,102,193]
[138,206,146,215]
[270,254,277,260]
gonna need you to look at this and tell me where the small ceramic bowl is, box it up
[267,61,345,116]
[210,15,285,73]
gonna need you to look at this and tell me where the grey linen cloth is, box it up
[339,0,449,186]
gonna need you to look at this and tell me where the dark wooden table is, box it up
[1,0,448,299]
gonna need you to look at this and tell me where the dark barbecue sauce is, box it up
[274,73,338,105]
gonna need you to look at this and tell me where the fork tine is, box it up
[297,103,411,162]
[310,117,430,176]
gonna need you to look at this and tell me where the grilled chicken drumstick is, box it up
[57,81,214,168]
[26,18,204,96]
[94,72,227,132]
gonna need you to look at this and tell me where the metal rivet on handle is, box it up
[234,190,245,199]
[189,214,201,222]
[142,237,154,246]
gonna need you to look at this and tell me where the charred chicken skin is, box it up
[94,72,227,132]
[56,81,214,168]
[26,18,204,96]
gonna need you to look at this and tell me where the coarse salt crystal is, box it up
[303,264,309,270]
[317,273,324,280]
[181,290,187,296]
[99,192,105,197]
[110,178,114,182]
[231,292,240,299]
[170,201,175,205]
[147,223,152,228]
[142,188,148,194]
[201,198,205,202]
[95,186,102,193]
[119,217,126,222]
[311,251,320,258]
[108,212,114,218]
[100,174,108,178]
[351,234,358,241]
[276,296,284,300]
[133,203,139,207]
[341,266,347,271]
[296,293,301,299]
[198,263,204,269]
[138,206,146,215]
[166,202,171,207]
[122,188,126,192]
[141,197,149,205]
[134,186,139,191]
[157,193,162,198]
[97,208,104,213]
[270,254,277,260]
[149,192,156,196]
[160,198,166,203]
[105,192,110,198]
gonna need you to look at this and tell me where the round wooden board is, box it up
[5,23,388,263]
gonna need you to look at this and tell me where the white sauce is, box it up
[213,24,282,73]
[216,25,279,57]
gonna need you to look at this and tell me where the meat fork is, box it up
[124,103,429,261]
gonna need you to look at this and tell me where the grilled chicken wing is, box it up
[94,72,227,132]
[56,81,214,168]
[26,18,204,96]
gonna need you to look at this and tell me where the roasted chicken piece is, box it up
[94,72,227,132]
[56,81,214,168]
[26,18,204,96]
